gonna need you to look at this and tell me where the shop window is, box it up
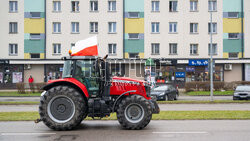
[30,53,40,59]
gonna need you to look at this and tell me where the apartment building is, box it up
[0,0,249,88]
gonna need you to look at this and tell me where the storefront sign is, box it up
[189,59,208,66]
[0,60,9,64]
[155,59,177,66]
[186,66,195,72]
[175,72,185,78]
[176,78,185,82]
[12,72,22,83]
[60,67,63,72]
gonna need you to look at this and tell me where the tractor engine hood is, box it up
[112,76,146,85]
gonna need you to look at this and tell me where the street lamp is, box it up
[210,11,214,102]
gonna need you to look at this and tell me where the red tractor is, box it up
[38,56,159,130]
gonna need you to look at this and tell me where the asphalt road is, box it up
[1,103,250,112]
[0,120,249,141]
[0,95,233,102]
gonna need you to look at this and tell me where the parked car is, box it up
[151,84,179,101]
[233,85,250,100]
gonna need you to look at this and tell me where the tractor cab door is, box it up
[74,60,100,97]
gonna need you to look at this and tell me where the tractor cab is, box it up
[62,56,110,98]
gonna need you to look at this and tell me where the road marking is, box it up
[153,132,208,134]
[1,133,56,136]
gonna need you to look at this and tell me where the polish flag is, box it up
[71,36,98,56]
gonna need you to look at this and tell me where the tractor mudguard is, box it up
[42,78,89,98]
[112,90,136,112]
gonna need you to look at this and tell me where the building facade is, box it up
[0,0,249,88]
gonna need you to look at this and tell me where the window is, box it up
[152,43,160,54]
[228,12,239,18]
[71,22,79,33]
[71,43,75,48]
[9,22,17,33]
[129,53,139,59]
[190,23,198,33]
[30,12,41,18]
[169,1,178,12]
[151,22,160,33]
[9,1,18,12]
[53,1,61,12]
[208,0,217,11]
[108,1,116,11]
[128,33,139,39]
[108,22,116,33]
[169,22,177,33]
[208,43,217,55]
[30,53,40,59]
[90,1,98,11]
[229,53,238,58]
[53,44,61,54]
[208,22,217,33]
[30,34,41,40]
[190,0,198,11]
[90,22,98,33]
[53,22,61,33]
[108,44,117,54]
[228,33,240,39]
[128,12,139,18]
[9,44,18,55]
[71,1,79,12]
[190,44,198,55]
[169,43,177,55]
[152,1,160,12]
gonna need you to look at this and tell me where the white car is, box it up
[233,85,250,100]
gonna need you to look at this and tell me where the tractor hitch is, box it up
[34,118,42,123]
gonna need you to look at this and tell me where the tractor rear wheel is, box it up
[117,95,152,130]
[39,86,87,130]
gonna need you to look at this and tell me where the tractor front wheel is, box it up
[117,95,152,130]
[39,86,87,130]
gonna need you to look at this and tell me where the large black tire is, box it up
[39,86,87,130]
[116,95,152,130]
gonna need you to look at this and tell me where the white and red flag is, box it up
[71,36,98,56]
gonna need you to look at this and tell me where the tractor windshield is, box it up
[62,60,74,78]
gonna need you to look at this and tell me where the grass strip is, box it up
[0,92,41,97]
[1,100,250,105]
[1,111,250,121]
[0,101,39,105]
[157,100,250,104]
[186,91,234,96]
